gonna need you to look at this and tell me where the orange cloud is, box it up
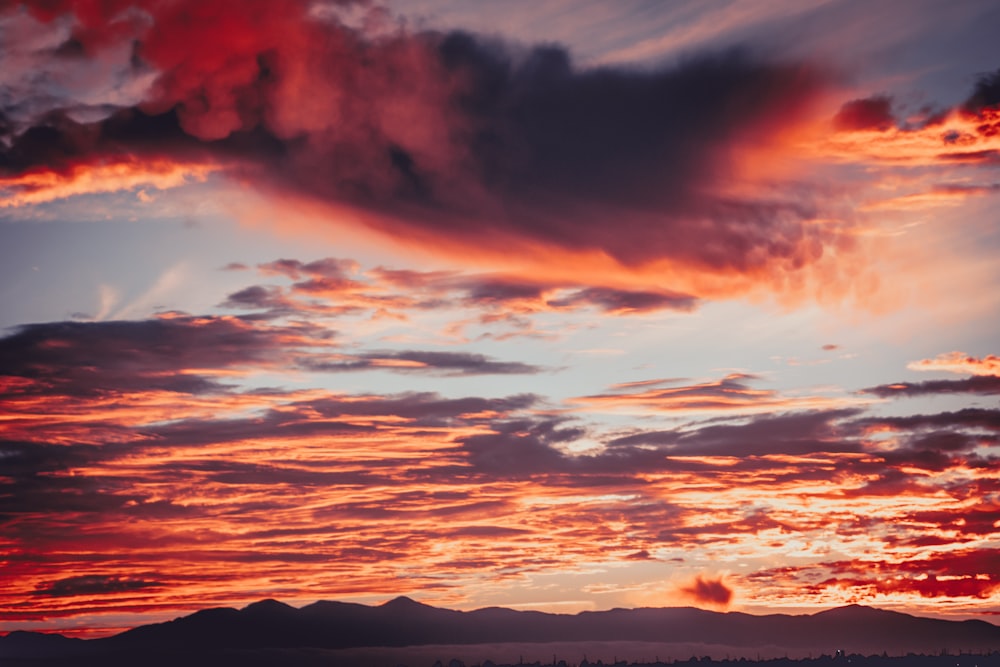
[907,351,1000,377]
[0,160,216,208]
[816,106,1000,166]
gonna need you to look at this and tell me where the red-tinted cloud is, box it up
[825,550,1000,599]
[833,95,895,131]
[678,575,734,608]
[0,0,846,294]
[3,344,997,634]
[819,68,1000,172]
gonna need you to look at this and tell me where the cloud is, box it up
[962,68,1000,116]
[857,406,1000,431]
[216,256,700,345]
[678,574,733,608]
[0,0,849,298]
[0,160,214,208]
[810,550,1000,600]
[611,408,864,458]
[861,375,1000,397]
[220,284,294,314]
[0,311,542,436]
[302,350,545,376]
[0,314,327,398]
[33,574,162,597]
[818,68,1000,169]
[3,2,1000,637]
[547,287,697,314]
[575,374,860,414]
[3,343,997,630]
[833,95,896,131]
[258,258,361,282]
[906,351,1000,376]
[454,278,699,319]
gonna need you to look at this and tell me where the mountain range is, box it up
[3,598,1000,665]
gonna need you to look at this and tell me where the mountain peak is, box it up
[243,598,295,613]
[381,595,429,608]
[814,604,898,617]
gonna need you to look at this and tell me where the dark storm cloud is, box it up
[406,40,831,270]
[962,68,1000,115]
[0,106,242,172]
[0,0,839,277]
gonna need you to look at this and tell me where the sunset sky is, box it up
[2,0,1000,639]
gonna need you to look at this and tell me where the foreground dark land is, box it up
[4,599,1000,666]
[2,649,998,667]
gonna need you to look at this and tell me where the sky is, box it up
[1,0,999,639]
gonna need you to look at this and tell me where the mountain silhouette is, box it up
[3,599,1000,664]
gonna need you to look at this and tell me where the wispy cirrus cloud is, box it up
[574,374,864,415]
[301,350,544,376]
[215,256,699,341]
